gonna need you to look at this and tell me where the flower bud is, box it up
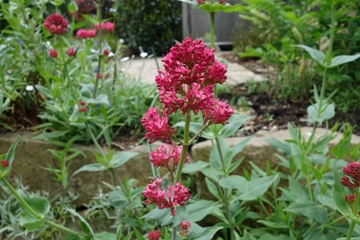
[1,159,8,168]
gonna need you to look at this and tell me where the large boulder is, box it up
[0,131,158,206]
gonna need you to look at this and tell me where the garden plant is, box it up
[1,0,360,239]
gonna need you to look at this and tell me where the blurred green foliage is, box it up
[116,0,182,55]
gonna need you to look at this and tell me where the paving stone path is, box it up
[121,51,265,85]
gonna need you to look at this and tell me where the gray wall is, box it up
[182,0,246,46]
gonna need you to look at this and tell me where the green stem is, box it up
[2,178,87,238]
[171,113,191,240]
[210,12,215,50]
[2,178,42,219]
[45,220,87,237]
[174,113,191,184]
[215,137,234,240]
[209,11,218,99]
[346,191,359,240]
[85,122,107,160]
[93,1,103,98]
[305,3,336,152]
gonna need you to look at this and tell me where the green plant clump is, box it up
[116,0,182,55]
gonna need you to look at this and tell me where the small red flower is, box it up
[218,0,226,3]
[1,159,8,168]
[179,221,191,238]
[103,49,110,55]
[44,14,68,35]
[79,101,86,106]
[147,230,161,240]
[141,107,176,143]
[149,143,188,171]
[96,73,102,79]
[78,107,87,113]
[198,0,205,4]
[143,178,191,216]
[342,162,360,190]
[49,49,58,58]
[77,29,97,38]
[345,194,356,204]
[67,47,75,57]
[95,22,115,32]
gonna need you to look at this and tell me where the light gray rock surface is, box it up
[0,132,158,206]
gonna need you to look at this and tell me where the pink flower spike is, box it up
[149,143,188,171]
[77,29,97,38]
[44,14,68,35]
[141,107,176,143]
[67,46,75,57]
[95,22,115,32]
[202,99,234,125]
[342,162,360,190]
[180,221,191,237]
[143,179,191,216]
[49,49,58,58]
[147,230,161,240]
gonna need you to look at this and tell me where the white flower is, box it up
[140,52,148,58]
[120,57,130,62]
[109,8,116,13]
[25,85,34,91]
[119,39,125,44]
[108,52,115,57]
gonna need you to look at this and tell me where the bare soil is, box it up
[218,52,360,136]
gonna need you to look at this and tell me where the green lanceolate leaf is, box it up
[109,151,139,168]
[284,200,328,224]
[72,163,108,176]
[219,175,248,192]
[296,45,325,66]
[94,232,117,240]
[141,208,172,226]
[1,138,19,178]
[186,200,222,222]
[219,114,253,138]
[66,208,94,237]
[332,162,352,216]
[329,53,360,68]
[237,175,278,201]
[187,223,222,240]
[182,161,209,174]
[19,193,50,230]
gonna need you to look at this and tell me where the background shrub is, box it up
[116,0,182,55]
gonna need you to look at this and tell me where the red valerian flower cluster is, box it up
[44,14,68,35]
[141,107,176,143]
[149,144,188,172]
[143,178,191,216]
[142,37,233,143]
[147,230,161,240]
[95,22,115,32]
[77,29,97,39]
[341,162,360,190]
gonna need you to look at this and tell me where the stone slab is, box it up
[121,51,265,85]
